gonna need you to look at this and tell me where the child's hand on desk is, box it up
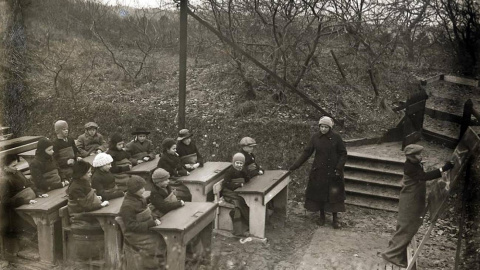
[137,160,144,164]
[67,159,75,165]
[154,219,162,226]
[180,200,185,206]
[77,157,83,161]
[62,180,70,187]
[143,157,150,161]
[29,200,37,204]
[39,194,49,198]
[259,169,264,175]
[96,150,102,154]
[101,201,109,207]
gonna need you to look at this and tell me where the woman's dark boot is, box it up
[316,211,326,226]
[332,213,340,229]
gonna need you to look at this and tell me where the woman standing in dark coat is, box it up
[289,116,347,229]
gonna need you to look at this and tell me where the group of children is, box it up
[1,119,264,268]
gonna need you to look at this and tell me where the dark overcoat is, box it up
[290,130,347,204]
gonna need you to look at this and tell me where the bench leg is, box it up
[243,195,266,239]
[199,222,213,258]
[161,232,186,270]
[32,215,56,264]
[273,186,288,221]
[98,217,122,269]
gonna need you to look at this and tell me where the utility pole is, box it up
[178,0,188,129]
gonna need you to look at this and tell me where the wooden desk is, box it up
[81,191,150,269]
[151,202,217,270]
[177,162,231,202]
[18,148,36,163]
[15,186,68,264]
[236,170,291,239]
[0,136,41,151]
[126,155,160,190]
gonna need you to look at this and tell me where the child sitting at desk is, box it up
[176,129,203,170]
[119,175,163,270]
[222,153,250,237]
[52,120,81,181]
[149,168,184,218]
[1,155,37,207]
[126,127,156,166]
[239,137,264,179]
[91,153,124,201]
[107,133,132,190]
[30,137,69,195]
[67,160,109,233]
[76,122,108,158]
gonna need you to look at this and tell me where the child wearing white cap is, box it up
[91,153,124,201]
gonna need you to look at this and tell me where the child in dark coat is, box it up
[91,153,124,201]
[126,127,157,166]
[30,137,69,195]
[149,168,184,218]
[157,138,189,177]
[381,144,454,268]
[67,160,109,233]
[222,153,250,237]
[106,133,132,190]
[239,137,264,179]
[1,155,37,208]
[52,120,80,181]
[76,122,108,158]
[176,129,203,170]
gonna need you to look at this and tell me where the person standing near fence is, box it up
[289,116,347,229]
[381,144,454,268]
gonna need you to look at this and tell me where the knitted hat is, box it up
[162,138,176,151]
[84,122,99,130]
[131,127,150,135]
[72,160,91,179]
[92,153,113,168]
[318,116,334,128]
[54,120,68,134]
[239,137,257,146]
[152,168,170,183]
[127,175,146,193]
[404,144,424,156]
[232,153,245,163]
[109,133,124,149]
[177,129,193,141]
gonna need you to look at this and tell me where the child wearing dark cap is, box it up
[157,138,189,177]
[222,153,250,237]
[76,122,108,158]
[119,175,164,269]
[239,137,264,179]
[30,137,69,195]
[106,133,132,190]
[176,129,203,170]
[67,160,109,232]
[126,127,156,166]
[381,144,454,268]
[52,120,81,181]
[149,168,184,218]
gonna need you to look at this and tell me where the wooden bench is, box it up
[177,162,231,202]
[212,179,234,231]
[15,186,68,264]
[235,170,291,239]
[150,202,218,270]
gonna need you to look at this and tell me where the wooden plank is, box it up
[425,108,463,124]
[16,186,68,213]
[420,75,442,85]
[236,170,290,195]
[177,162,231,184]
[0,127,10,135]
[82,191,150,217]
[0,136,41,151]
[443,75,479,87]
[405,101,426,115]
[128,154,160,173]
[0,142,38,157]
[151,202,217,233]
[0,133,13,141]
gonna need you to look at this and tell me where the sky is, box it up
[97,0,173,9]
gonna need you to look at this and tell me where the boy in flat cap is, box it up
[176,129,203,170]
[239,137,264,179]
[381,144,454,268]
[76,122,108,158]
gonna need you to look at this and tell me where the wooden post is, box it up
[178,0,188,129]
[459,99,473,140]
[330,50,347,80]
[368,69,380,97]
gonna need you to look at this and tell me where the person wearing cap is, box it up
[381,144,454,268]
[157,138,189,177]
[126,127,156,166]
[176,129,203,169]
[52,120,81,181]
[149,168,184,218]
[106,133,132,190]
[222,153,250,237]
[289,116,347,229]
[30,137,69,196]
[67,160,109,233]
[119,175,163,269]
[239,137,264,178]
[91,153,124,201]
[76,122,108,158]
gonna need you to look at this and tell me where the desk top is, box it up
[177,162,231,184]
[0,136,42,151]
[150,202,217,233]
[16,186,68,213]
[82,191,151,217]
[235,170,290,195]
[128,155,160,173]
[18,148,36,157]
